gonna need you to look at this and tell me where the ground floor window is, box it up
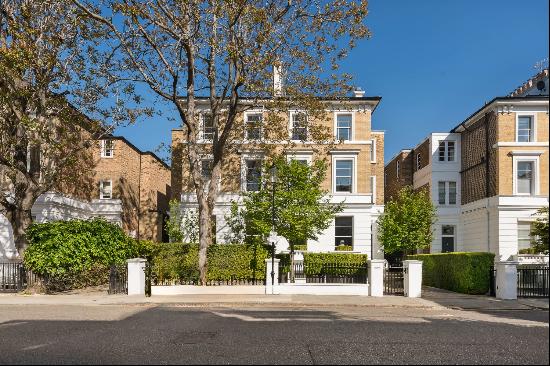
[517,222,533,251]
[335,216,353,248]
[441,225,455,253]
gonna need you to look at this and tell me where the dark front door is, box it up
[442,237,454,253]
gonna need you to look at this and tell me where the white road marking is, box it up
[211,311,332,322]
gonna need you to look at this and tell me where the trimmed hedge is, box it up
[406,252,495,295]
[335,245,353,252]
[304,252,368,275]
[150,243,269,284]
[24,219,149,291]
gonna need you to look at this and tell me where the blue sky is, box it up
[114,0,549,163]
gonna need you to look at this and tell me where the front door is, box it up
[442,237,454,253]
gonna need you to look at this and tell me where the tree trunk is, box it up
[197,198,213,285]
[5,206,33,256]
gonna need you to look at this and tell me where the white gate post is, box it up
[265,258,280,295]
[496,261,518,300]
[127,258,147,296]
[368,259,385,297]
[403,260,423,298]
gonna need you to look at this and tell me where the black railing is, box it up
[517,266,549,298]
[0,261,25,292]
[279,262,368,284]
[384,266,404,295]
[108,264,128,295]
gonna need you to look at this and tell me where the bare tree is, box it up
[0,0,132,253]
[75,0,370,284]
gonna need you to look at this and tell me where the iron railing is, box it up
[279,262,368,284]
[517,266,549,298]
[384,266,404,295]
[0,262,40,293]
[108,264,128,295]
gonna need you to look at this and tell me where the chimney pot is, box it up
[353,88,365,98]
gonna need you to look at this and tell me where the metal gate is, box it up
[517,266,549,298]
[0,262,26,293]
[108,264,127,295]
[384,266,404,295]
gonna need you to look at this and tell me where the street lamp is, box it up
[269,164,278,288]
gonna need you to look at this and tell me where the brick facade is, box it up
[384,150,413,202]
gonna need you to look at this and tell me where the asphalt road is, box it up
[0,305,548,365]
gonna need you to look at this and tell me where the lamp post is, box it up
[269,164,278,287]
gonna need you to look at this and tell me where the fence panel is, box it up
[517,266,549,298]
[279,262,368,284]
[384,266,404,296]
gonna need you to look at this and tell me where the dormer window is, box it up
[101,140,114,158]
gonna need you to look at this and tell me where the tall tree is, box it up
[0,0,125,253]
[377,187,436,256]
[75,0,370,284]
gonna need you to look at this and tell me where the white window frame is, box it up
[513,155,539,196]
[517,221,535,251]
[286,152,313,165]
[438,141,456,162]
[99,180,113,199]
[289,110,308,141]
[201,113,215,141]
[437,181,457,205]
[241,154,263,192]
[332,155,357,194]
[334,112,354,142]
[334,215,354,248]
[370,176,377,204]
[515,113,537,143]
[101,139,114,158]
[244,110,263,141]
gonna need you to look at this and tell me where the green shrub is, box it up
[289,244,308,251]
[150,243,269,284]
[303,252,368,275]
[335,245,353,251]
[406,252,495,295]
[24,219,147,291]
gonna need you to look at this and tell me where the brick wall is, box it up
[384,150,413,203]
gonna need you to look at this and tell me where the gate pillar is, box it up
[403,260,423,298]
[127,258,147,296]
[496,261,518,300]
[368,259,385,297]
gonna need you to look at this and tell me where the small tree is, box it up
[226,157,343,279]
[531,206,549,253]
[377,186,436,257]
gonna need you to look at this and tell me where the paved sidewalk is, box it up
[1,287,547,310]
[422,287,549,310]
[0,292,442,309]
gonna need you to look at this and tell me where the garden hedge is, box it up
[150,243,269,284]
[276,252,368,275]
[24,219,149,291]
[406,252,495,294]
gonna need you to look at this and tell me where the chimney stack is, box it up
[353,87,365,98]
[273,63,283,97]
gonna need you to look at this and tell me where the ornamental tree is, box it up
[531,206,549,253]
[377,186,436,256]
[226,157,343,279]
[75,0,371,284]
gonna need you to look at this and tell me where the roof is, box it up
[450,95,549,133]
[509,68,549,97]
[107,135,171,170]
[186,95,383,112]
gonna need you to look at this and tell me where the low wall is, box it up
[277,283,369,296]
[151,285,265,296]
